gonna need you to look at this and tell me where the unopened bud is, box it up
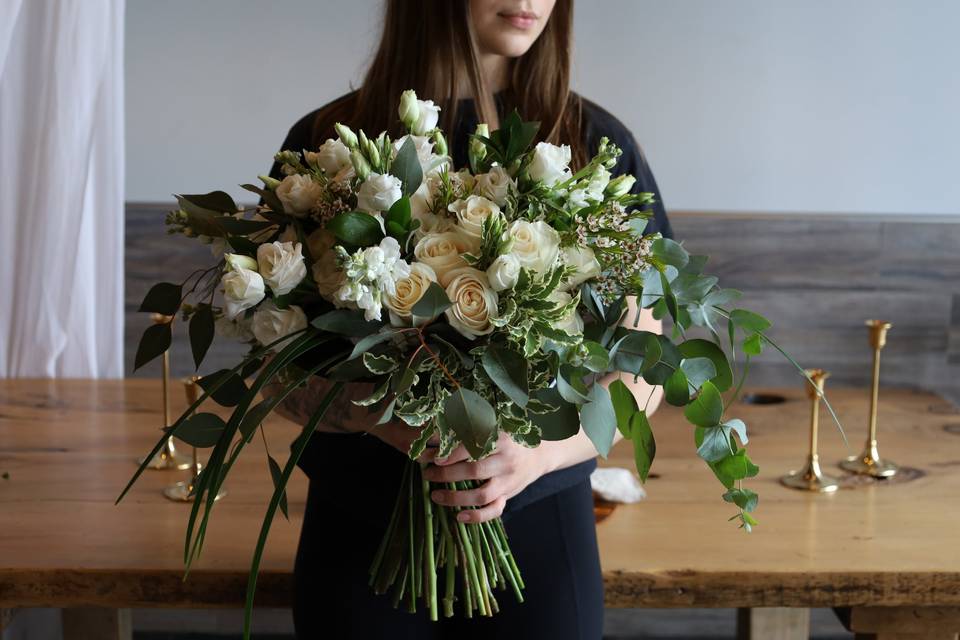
[335,122,359,150]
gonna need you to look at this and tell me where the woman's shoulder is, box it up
[279,90,360,151]
[573,93,640,155]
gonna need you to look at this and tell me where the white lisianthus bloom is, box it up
[448,195,501,250]
[356,172,402,213]
[444,267,499,339]
[560,245,602,289]
[384,262,438,327]
[222,268,266,320]
[399,90,441,135]
[528,142,572,186]
[306,138,352,176]
[548,290,584,336]
[275,174,323,216]
[413,232,473,285]
[473,166,515,207]
[505,220,561,274]
[251,302,308,350]
[256,241,307,296]
[486,253,521,292]
[224,253,258,273]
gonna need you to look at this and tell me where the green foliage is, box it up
[580,383,617,458]
[311,309,383,336]
[197,369,249,407]
[473,110,540,172]
[189,304,215,369]
[391,136,424,197]
[443,388,498,458]
[139,282,182,315]
[411,282,453,321]
[629,410,656,483]
[134,321,172,371]
[684,380,724,428]
[172,412,227,448]
[328,211,385,247]
[481,345,529,408]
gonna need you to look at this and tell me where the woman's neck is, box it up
[480,52,510,94]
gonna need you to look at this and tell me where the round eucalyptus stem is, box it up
[420,462,438,621]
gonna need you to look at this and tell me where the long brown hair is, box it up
[309,0,587,168]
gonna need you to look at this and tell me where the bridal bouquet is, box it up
[120,90,836,637]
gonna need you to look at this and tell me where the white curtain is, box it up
[0,0,125,377]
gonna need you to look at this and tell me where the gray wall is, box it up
[127,0,960,215]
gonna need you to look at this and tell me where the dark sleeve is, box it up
[614,133,674,240]
[266,111,319,183]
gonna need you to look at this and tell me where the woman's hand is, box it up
[422,432,556,524]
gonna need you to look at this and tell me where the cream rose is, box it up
[560,245,602,289]
[222,268,265,320]
[505,220,560,274]
[473,166,515,207]
[384,262,439,327]
[413,232,472,285]
[443,267,499,339]
[306,138,352,176]
[356,172,402,213]
[448,195,501,250]
[528,142,572,186]
[251,302,308,350]
[257,241,307,296]
[486,254,520,292]
[548,290,584,336]
[275,174,323,216]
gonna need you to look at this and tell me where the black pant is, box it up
[293,477,604,639]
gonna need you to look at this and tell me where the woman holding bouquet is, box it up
[268,1,673,638]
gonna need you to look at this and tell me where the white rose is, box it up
[384,262,438,327]
[474,166,515,207]
[528,142,572,186]
[256,241,307,296]
[251,302,308,350]
[560,245,602,289]
[506,220,561,274]
[307,138,351,176]
[548,290,584,336]
[443,267,499,339]
[448,195,501,250]
[275,174,323,216]
[486,253,521,292]
[413,232,473,285]
[356,173,402,213]
[222,268,265,320]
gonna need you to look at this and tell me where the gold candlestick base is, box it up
[138,438,192,471]
[163,473,228,503]
[781,455,840,493]
[839,442,898,478]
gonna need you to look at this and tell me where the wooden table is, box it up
[1,380,958,639]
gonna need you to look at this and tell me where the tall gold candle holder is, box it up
[780,369,840,493]
[839,319,898,477]
[164,376,227,503]
[138,314,192,471]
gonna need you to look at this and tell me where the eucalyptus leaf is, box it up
[312,309,382,336]
[528,388,580,441]
[684,380,723,428]
[664,367,690,406]
[391,137,424,197]
[411,281,452,320]
[198,370,249,407]
[678,339,733,391]
[630,410,656,482]
[580,383,617,458]
[608,378,638,439]
[652,237,689,269]
[328,211,384,247]
[172,412,226,448]
[134,321,172,371]
[679,357,718,394]
[189,304,215,370]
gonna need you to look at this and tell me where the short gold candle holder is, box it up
[138,313,192,471]
[781,369,840,493]
[164,376,227,503]
[839,320,898,478]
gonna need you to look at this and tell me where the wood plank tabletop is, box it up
[1,379,958,610]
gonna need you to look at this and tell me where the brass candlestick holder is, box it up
[137,313,192,471]
[839,319,898,477]
[164,376,227,502]
[780,369,840,492]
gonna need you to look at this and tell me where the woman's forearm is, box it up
[263,375,384,434]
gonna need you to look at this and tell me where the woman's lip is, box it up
[499,12,537,29]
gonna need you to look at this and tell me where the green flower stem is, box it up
[484,520,523,602]
[493,517,525,590]
[476,517,498,587]
[420,462,438,621]
[406,468,417,613]
[369,462,409,587]
[437,510,456,617]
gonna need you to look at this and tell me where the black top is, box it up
[269,92,672,523]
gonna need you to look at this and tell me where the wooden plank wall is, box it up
[126,204,960,404]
